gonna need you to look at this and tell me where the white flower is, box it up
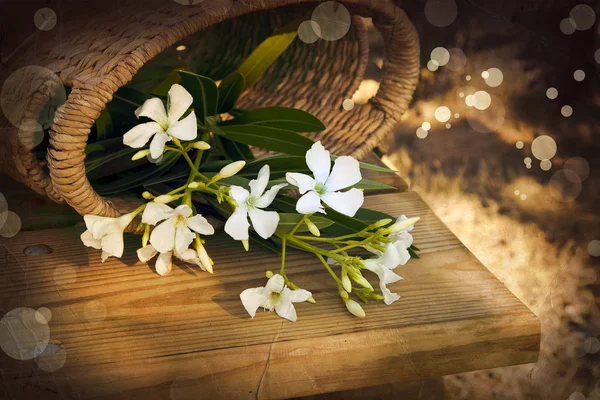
[225,165,287,241]
[388,215,417,263]
[240,274,312,322]
[81,213,134,262]
[142,203,214,255]
[136,244,213,276]
[123,84,197,159]
[362,243,405,305]
[286,141,363,217]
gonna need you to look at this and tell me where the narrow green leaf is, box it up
[241,155,307,177]
[85,147,139,174]
[215,125,314,156]
[275,213,333,234]
[353,179,396,191]
[236,19,300,90]
[151,70,182,97]
[223,107,325,132]
[113,86,154,108]
[217,72,245,114]
[177,71,218,123]
[95,109,113,139]
[215,135,254,161]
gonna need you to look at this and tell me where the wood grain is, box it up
[0,192,539,399]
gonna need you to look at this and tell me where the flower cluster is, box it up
[80,84,420,322]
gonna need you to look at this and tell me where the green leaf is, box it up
[223,107,325,132]
[321,208,369,236]
[275,213,333,234]
[85,147,139,175]
[217,72,245,113]
[236,19,299,90]
[241,155,307,177]
[94,153,180,195]
[95,109,113,139]
[151,70,182,97]
[354,208,395,224]
[113,86,154,108]
[215,135,254,161]
[353,179,396,191]
[177,71,218,123]
[215,125,314,156]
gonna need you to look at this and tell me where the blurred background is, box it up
[351,0,600,399]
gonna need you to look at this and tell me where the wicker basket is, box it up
[0,0,419,218]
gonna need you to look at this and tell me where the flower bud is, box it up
[242,240,249,251]
[339,289,349,301]
[305,218,321,237]
[219,161,246,178]
[388,217,420,233]
[191,141,211,150]
[142,224,151,247]
[131,149,150,161]
[188,181,205,189]
[196,244,214,274]
[347,267,373,290]
[345,299,366,318]
[307,297,316,304]
[265,270,274,278]
[368,218,393,230]
[153,195,175,204]
[341,275,352,293]
[142,191,154,200]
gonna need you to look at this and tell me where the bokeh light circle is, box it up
[520,194,527,201]
[466,94,505,133]
[421,122,432,131]
[516,141,524,149]
[446,48,467,71]
[568,392,585,400]
[18,119,45,148]
[549,170,582,202]
[589,240,600,257]
[435,106,451,122]
[454,113,460,119]
[427,60,439,72]
[1,66,66,131]
[570,5,596,31]
[0,308,50,360]
[342,99,354,111]
[431,47,450,66]
[0,212,22,238]
[564,157,590,181]
[35,342,67,372]
[298,20,321,44]
[540,159,552,171]
[465,75,472,81]
[424,0,458,28]
[473,91,492,110]
[573,70,585,82]
[84,301,107,323]
[560,18,576,35]
[445,123,451,129]
[35,307,52,324]
[465,95,475,107]
[483,68,503,87]
[546,87,558,100]
[0,193,7,230]
[416,128,428,139]
[596,49,600,64]
[311,1,351,42]
[531,135,557,160]
[524,157,532,165]
[481,71,490,79]
[147,154,164,164]
[34,8,57,31]
[561,105,573,117]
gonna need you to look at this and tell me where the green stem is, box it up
[293,235,349,244]
[280,237,287,275]
[316,253,342,285]
[329,237,374,254]
[289,215,308,236]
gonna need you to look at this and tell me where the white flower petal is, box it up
[116,213,135,230]
[390,231,414,249]
[167,84,194,123]
[325,156,362,192]
[173,205,193,218]
[296,191,325,214]
[321,188,363,217]
[149,217,177,253]
[381,242,401,270]
[149,132,170,159]
[81,230,102,250]
[175,226,195,255]
[224,206,250,241]
[285,173,316,194]
[177,248,205,270]
[275,299,297,322]
[397,215,415,232]
[229,186,250,205]
[123,122,162,149]
[265,274,285,293]
[248,208,279,240]
[83,215,114,239]
[240,287,266,318]
[100,232,125,258]
[382,267,403,285]
[187,215,215,235]
[155,252,173,276]
[135,98,168,123]
[142,203,174,225]
[255,183,287,209]
[168,111,197,141]
[137,245,158,263]
[249,165,270,197]
[284,288,313,303]
[382,286,400,305]
[393,243,411,266]
[305,141,331,183]
[101,251,111,263]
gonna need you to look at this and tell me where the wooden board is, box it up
[0,192,539,400]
